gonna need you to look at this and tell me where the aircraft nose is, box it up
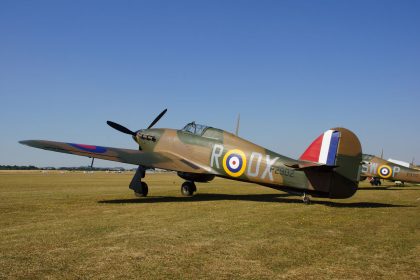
[132,132,143,150]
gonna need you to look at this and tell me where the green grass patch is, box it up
[1,171,419,279]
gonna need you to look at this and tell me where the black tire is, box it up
[135,182,148,197]
[181,182,195,196]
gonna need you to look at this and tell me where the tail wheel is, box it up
[181,181,196,196]
[135,182,149,197]
[302,193,311,205]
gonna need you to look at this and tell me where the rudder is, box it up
[300,128,362,198]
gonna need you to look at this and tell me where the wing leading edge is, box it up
[19,140,210,174]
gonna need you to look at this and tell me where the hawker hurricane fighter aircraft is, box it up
[20,109,363,204]
[361,154,420,186]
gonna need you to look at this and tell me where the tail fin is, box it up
[300,130,340,166]
[299,128,362,198]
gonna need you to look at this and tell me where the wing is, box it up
[19,140,210,174]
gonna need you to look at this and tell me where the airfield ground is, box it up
[0,171,419,279]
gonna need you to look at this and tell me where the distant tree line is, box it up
[0,165,131,171]
[0,165,40,170]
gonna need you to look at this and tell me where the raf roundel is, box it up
[68,143,107,153]
[222,149,247,177]
[378,165,392,179]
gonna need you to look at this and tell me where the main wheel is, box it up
[135,182,149,197]
[181,181,195,196]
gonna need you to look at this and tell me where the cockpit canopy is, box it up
[362,154,374,160]
[181,121,223,140]
[181,122,209,136]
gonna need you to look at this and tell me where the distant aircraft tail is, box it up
[298,128,362,198]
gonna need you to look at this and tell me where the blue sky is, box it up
[1,0,419,167]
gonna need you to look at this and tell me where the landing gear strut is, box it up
[302,193,311,205]
[181,181,196,196]
[129,166,148,197]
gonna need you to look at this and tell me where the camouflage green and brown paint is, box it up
[20,122,363,199]
[361,154,420,184]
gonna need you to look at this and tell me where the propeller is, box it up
[107,108,167,135]
[106,121,136,136]
[147,108,167,129]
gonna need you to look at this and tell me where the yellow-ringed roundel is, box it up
[378,165,392,179]
[222,149,247,177]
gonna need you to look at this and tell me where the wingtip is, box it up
[19,140,42,147]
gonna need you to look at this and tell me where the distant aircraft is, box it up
[20,109,362,204]
[361,154,420,186]
[388,158,420,171]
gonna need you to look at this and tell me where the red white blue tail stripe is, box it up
[299,130,340,165]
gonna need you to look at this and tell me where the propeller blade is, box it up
[147,108,167,129]
[107,121,136,136]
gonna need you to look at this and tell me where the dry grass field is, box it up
[0,171,419,279]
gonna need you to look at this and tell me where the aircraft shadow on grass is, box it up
[359,186,420,191]
[98,193,413,208]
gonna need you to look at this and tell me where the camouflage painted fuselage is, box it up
[136,125,361,198]
[20,123,362,199]
[361,154,420,184]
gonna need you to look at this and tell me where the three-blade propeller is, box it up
[107,108,167,136]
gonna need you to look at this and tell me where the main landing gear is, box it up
[129,166,198,197]
[369,177,381,186]
[129,166,148,197]
[181,181,197,196]
[133,182,148,197]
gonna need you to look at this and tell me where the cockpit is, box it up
[181,122,223,140]
[181,122,209,136]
